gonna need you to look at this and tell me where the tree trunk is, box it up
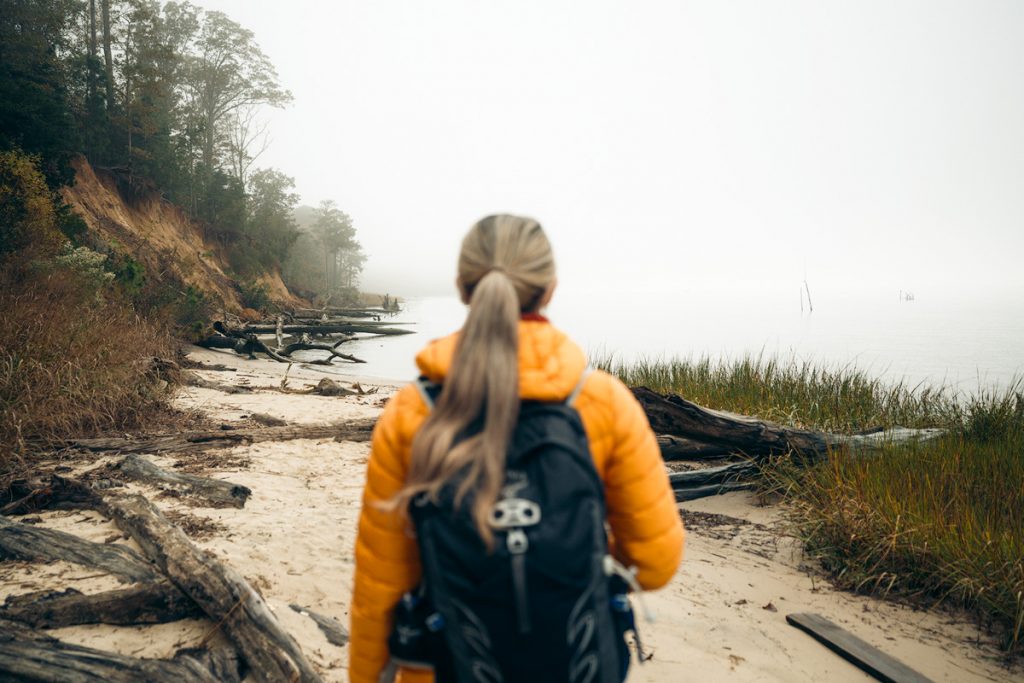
[88,0,97,102]
[98,494,323,683]
[101,0,114,114]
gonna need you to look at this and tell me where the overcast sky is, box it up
[192,0,1024,300]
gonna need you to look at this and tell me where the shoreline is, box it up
[0,345,1018,681]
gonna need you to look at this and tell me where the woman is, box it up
[350,215,684,683]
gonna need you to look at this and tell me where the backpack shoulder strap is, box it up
[414,376,441,412]
[565,367,593,408]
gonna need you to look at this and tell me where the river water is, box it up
[309,288,1024,393]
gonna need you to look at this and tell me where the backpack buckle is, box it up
[489,498,541,529]
[506,528,529,554]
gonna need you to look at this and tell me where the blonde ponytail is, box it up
[390,214,555,548]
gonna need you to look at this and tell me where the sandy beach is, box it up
[1,345,1018,682]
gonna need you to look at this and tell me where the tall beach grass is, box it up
[601,353,1024,654]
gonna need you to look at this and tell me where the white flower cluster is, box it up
[56,244,116,285]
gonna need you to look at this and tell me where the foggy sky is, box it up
[192,0,1024,301]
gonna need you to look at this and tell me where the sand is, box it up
[1,345,1018,682]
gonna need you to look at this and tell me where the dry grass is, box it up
[0,258,176,480]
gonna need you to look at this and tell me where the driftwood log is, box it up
[1,475,98,516]
[243,323,413,336]
[0,619,240,683]
[636,388,946,502]
[657,434,735,461]
[278,341,366,364]
[674,482,754,502]
[635,387,831,461]
[0,582,201,628]
[115,454,251,508]
[98,494,322,683]
[198,322,368,364]
[0,516,157,584]
[667,461,757,488]
[637,388,945,463]
[67,420,375,455]
[291,306,394,319]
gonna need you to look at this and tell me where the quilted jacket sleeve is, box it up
[595,374,685,589]
[349,386,429,683]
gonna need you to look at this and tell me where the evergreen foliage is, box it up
[0,0,364,296]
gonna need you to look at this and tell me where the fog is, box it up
[192,0,1024,302]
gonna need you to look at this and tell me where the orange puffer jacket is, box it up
[349,319,685,683]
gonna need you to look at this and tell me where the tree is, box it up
[313,200,355,295]
[246,167,299,269]
[0,0,80,186]
[225,103,270,194]
[0,150,65,256]
[182,10,291,217]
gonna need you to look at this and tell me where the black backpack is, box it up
[386,373,643,683]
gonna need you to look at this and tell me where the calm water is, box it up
[312,289,1024,393]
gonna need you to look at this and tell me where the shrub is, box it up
[0,149,65,256]
[238,280,270,312]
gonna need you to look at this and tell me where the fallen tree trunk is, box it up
[67,420,375,455]
[0,582,201,628]
[668,461,757,488]
[0,619,240,683]
[0,516,157,584]
[657,434,735,461]
[278,342,366,364]
[116,455,252,508]
[674,482,754,502]
[291,307,393,318]
[243,323,413,336]
[635,387,830,461]
[637,388,945,463]
[98,494,322,683]
[197,333,367,364]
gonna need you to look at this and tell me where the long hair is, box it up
[390,214,555,548]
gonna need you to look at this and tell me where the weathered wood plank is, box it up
[116,454,251,508]
[289,604,349,646]
[98,494,322,683]
[0,516,157,584]
[786,612,934,683]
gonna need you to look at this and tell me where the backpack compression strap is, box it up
[414,368,593,413]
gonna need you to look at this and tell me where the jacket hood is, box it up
[415,320,588,402]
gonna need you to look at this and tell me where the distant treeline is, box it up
[1,0,364,297]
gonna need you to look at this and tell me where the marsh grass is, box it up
[602,353,1024,653]
[595,352,955,432]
